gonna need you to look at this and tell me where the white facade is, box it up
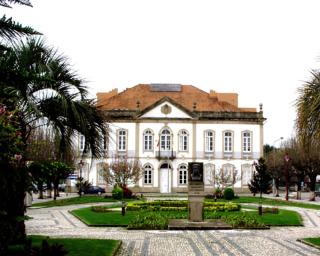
[78,96,265,194]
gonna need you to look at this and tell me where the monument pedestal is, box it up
[168,162,231,230]
[188,182,205,222]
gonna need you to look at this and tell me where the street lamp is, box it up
[272,137,283,197]
[284,153,291,201]
[79,160,84,197]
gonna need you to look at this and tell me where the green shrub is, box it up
[127,212,168,229]
[112,186,123,200]
[127,201,240,212]
[222,213,266,228]
[223,188,235,200]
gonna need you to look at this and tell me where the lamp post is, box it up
[79,160,84,197]
[284,153,290,201]
[272,137,283,197]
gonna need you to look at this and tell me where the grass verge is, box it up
[32,196,135,208]
[71,207,137,226]
[206,196,320,210]
[9,235,121,256]
[301,238,320,250]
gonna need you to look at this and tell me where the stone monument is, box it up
[188,162,205,222]
[168,162,232,229]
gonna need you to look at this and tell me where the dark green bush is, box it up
[127,212,168,229]
[112,186,123,200]
[222,213,266,228]
[223,188,235,200]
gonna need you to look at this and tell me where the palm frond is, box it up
[0,0,32,8]
[0,15,40,41]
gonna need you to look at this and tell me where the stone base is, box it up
[168,219,232,230]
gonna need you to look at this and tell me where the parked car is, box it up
[84,186,105,194]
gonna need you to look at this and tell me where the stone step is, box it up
[168,219,232,230]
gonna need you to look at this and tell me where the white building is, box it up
[78,84,265,193]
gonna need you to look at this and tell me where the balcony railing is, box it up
[156,150,176,160]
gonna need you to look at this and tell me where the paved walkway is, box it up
[26,203,320,256]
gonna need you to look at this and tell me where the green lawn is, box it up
[72,207,302,228]
[206,196,320,210]
[71,207,137,226]
[9,235,121,256]
[303,237,320,248]
[32,196,135,208]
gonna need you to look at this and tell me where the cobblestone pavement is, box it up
[26,204,320,256]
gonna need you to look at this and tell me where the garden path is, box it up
[26,203,320,256]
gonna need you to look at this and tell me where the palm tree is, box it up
[0,38,106,248]
[296,71,320,145]
[0,0,40,45]
[296,71,320,200]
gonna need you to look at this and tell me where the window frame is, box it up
[223,130,233,154]
[143,163,153,185]
[242,131,252,154]
[117,129,127,152]
[204,130,214,153]
[178,129,189,152]
[178,164,188,185]
[160,128,172,151]
[143,129,154,152]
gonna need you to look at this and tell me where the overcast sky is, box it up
[4,0,320,145]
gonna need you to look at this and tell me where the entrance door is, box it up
[160,169,169,193]
[160,163,171,193]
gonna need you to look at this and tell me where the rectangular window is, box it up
[205,131,214,152]
[144,134,153,151]
[243,132,251,153]
[118,130,127,151]
[224,132,233,152]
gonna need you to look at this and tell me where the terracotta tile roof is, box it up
[97,84,256,113]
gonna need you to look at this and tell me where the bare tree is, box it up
[214,167,239,191]
[102,156,142,187]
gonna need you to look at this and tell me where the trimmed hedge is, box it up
[126,200,240,212]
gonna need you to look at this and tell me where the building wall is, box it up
[78,118,262,193]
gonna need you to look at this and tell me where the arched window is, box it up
[143,129,154,151]
[117,129,127,151]
[241,164,252,186]
[242,131,252,153]
[178,164,188,185]
[223,131,233,153]
[143,164,153,184]
[204,130,214,152]
[160,128,171,151]
[204,164,215,185]
[178,130,189,151]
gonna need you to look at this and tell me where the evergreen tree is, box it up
[248,158,271,196]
